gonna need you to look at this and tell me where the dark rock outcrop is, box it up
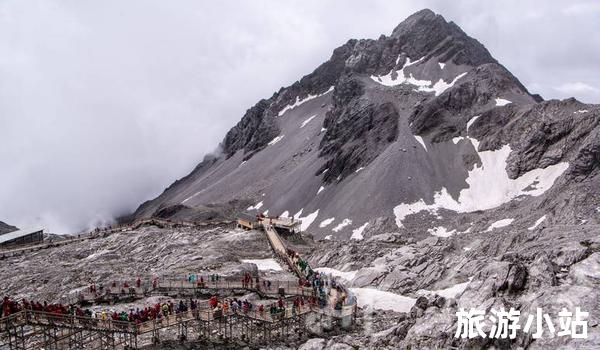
[317,76,399,183]
[0,221,18,235]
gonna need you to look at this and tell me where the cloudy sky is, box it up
[1,0,598,233]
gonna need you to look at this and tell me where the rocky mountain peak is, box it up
[390,9,496,67]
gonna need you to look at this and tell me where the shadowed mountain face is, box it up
[132,9,599,241]
[0,220,18,235]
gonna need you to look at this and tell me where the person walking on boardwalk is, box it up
[222,300,229,314]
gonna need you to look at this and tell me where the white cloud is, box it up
[563,2,600,15]
[555,82,599,94]
[1,0,597,233]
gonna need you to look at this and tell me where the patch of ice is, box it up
[452,137,465,144]
[350,288,415,313]
[370,56,429,87]
[392,137,569,228]
[486,218,514,232]
[574,110,589,114]
[418,278,472,299]
[355,167,365,173]
[239,160,247,166]
[315,267,358,282]
[417,72,467,96]
[247,201,263,211]
[241,258,283,271]
[439,62,446,69]
[414,135,427,151]
[300,115,317,128]
[332,219,352,232]
[324,235,332,240]
[427,226,456,238]
[299,209,319,231]
[321,127,327,132]
[466,115,480,132]
[351,222,369,240]
[294,208,303,218]
[463,247,472,251]
[278,87,334,117]
[182,191,201,204]
[268,135,285,146]
[371,56,466,96]
[495,98,512,106]
[317,186,325,195]
[319,217,335,228]
[528,215,546,230]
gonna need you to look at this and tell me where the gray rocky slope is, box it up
[131,9,599,241]
[121,9,600,348]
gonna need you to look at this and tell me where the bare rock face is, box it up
[317,76,399,183]
[222,99,280,160]
[0,220,17,235]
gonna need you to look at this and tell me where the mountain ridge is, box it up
[131,9,599,241]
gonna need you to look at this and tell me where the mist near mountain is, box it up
[1,0,598,233]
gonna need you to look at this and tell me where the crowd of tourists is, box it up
[1,292,319,324]
[205,294,313,319]
[286,248,355,311]
[0,296,201,324]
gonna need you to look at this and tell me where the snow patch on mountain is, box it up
[393,137,569,228]
[486,218,514,232]
[351,222,369,240]
[371,56,466,96]
[427,226,456,238]
[350,288,415,312]
[268,135,285,146]
[414,135,427,151]
[319,217,335,228]
[371,56,428,87]
[417,72,467,96]
[247,201,263,211]
[528,215,547,230]
[439,62,446,69]
[278,87,334,117]
[299,209,319,231]
[466,115,480,132]
[315,267,357,282]
[332,219,352,232]
[300,115,317,128]
[418,279,472,299]
[317,186,325,195]
[241,258,283,271]
[495,98,512,106]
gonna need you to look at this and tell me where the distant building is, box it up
[237,213,258,230]
[0,228,44,248]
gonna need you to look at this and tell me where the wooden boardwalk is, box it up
[0,217,356,349]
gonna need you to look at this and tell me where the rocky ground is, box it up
[0,224,290,302]
[2,220,598,349]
